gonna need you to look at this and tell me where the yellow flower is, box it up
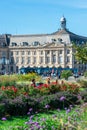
[60,119,63,126]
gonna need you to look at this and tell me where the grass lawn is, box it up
[0,116,28,130]
[0,108,87,130]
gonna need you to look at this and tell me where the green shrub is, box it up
[0,103,6,117]
[0,75,17,87]
[84,71,87,77]
[61,70,72,80]
[5,95,29,116]
[17,73,41,81]
[0,91,80,116]
[77,79,87,88]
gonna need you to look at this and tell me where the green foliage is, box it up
[29,86,40,95]
[0,106,87,130]
[77,79,87,88]
[0,116,28,130]
[0,75,17,87]
[5,95,29,116]
[84,71,87,77]
[17,73,41,81]
[0,73,41,88]
[0,103,6,117]
[0,91,80,116]
[61,70,72,80]
[73,44,87,63]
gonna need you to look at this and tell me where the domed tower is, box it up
[60,16,66,30]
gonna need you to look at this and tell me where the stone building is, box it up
[0,16,87,74]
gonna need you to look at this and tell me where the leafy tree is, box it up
[73,44,87,63]
[84,71,87,77]
[61,70,72,80]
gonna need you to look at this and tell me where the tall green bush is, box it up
[84,71,87,77]
[61,70,72,80]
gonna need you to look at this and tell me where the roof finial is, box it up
[60,16,66,30]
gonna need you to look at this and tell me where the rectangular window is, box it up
[21,51,25,55]
[16,57,19,64]
[58,56,63,63]
[10,66,13,72]
[2,57,6,64]
[40,51,43,55]
[27,57,31,64]
[28,51,31,55]
[10,57,14,64]
[53,55,56,63]
[39,57,43,63]
[46,57,50,63]
[21,57,24,64]
[33,57,36,64]
[10,51,13,56]
[46,50,50,55]
[52,51,56,55]
[16,66,19,73]
[59,50,63,54]
[33,51,36,55]
[67,56,70,63]
[67,49,70,54]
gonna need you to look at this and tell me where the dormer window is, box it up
[51,39,56,42]
[32,41,40,46]
[11,42,17,46]
[58,38,62,42]
[23,42,28,46]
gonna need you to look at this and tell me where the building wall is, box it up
[5,43,73,73]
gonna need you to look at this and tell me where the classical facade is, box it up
[0,16,87,74]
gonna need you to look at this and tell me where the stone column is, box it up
[37,50,40,66]
[50,50,52,65]
[56,50,58,64]
[31,51,33,65]
[43,50,46,66]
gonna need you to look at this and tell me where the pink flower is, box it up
[1,117,7,121]
[60,96,66,101]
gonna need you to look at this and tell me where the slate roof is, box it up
[0,35,7,43]
[52,29,87,42]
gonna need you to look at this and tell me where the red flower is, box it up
[43,84,49,88]
[23,92,28,96]
[11,86,18,93]
[1,86,5,90]
[51,82,57,85]
[37,85,43,89]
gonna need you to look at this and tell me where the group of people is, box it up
[31,77,58,88]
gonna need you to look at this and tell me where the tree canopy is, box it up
[73,44,87,63]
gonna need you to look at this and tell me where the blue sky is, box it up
[0,0,87,36]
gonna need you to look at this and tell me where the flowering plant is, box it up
[1,86,18,98]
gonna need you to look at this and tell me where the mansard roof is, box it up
[0,35,7,43]
[52,29,87,43]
